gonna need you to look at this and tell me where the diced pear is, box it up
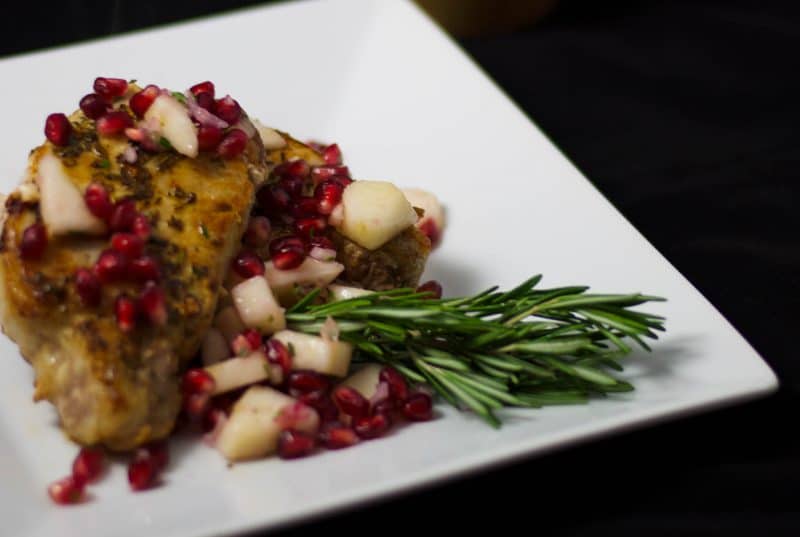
[264,257,344,305]
[201,328,230,366]
[335,180,418,250]
[145,94,198,157]
[205,351,269,395]
[403,187,445,245]
[328,284,373,301]
[272,330,353,377]
[36,151,106,236]
[339,363,383,399]
[214,306,245,342]
[253,120,287,150]
[216,386,301,461]
[231,276,286,334]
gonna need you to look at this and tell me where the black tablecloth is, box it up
[2,1,798,535]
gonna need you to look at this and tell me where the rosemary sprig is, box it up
[286,276,666,427]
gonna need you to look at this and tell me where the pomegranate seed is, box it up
[372,398,396,418]
[184,392,211,420]
[137,441,169,472]
[139,282,167,326]
[416,280,443,299]
[115,295,137,332]
[242,216,271,247]
[295,217,327,238]
[402,392,434,421]
[79,93,110,119]
[93,77,128,99]
[306,140,326,153]
[243,328,262,349]
[44,113,71,146]
[75,268,102,307]
[111,232,144,258]
[314,180,344,215]
[19,223,47,260]
[257,185,291,214]
[379,367,409,403]
[183,368,215,395]
[217,129,248,159]
[354,413,391,439]
[299,391,339,423]
[272,249,305,270]
[94,249,128,284]
[84,183,113,221]
[127,457,159,491]
[332,176,353,188]
[213,95,241,124]
[129,84,160,118]
[109,198,137,232]
[269,236,305,257]
[72,447,104,484]
[333,386,369,419]
[130,255,160,282]
[48,476,85,505]
[307,235,335,250]
[310,165,350,185]
[274,159,310,179]
[197,125,224,151]
[419,219,441,248]
[189,81,215,98]
[96,111,134,136]
[277,430,316,459]
[276,402,320,432]
[291,197,320,218]
[319,423,360,449]
[322,143,342,165]
[265,339,292,376]
[231,328,262,355]
[288,370,330,395]
[202,408,227,434]
[232,250,265,279]
[195,91,214,111]
[280,176,305,199]
[131,214,151,240]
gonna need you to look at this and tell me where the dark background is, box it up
[3,1,799,535]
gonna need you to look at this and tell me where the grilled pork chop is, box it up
[0,81,268,450]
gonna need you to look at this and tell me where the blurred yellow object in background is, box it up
[415,0,559,37]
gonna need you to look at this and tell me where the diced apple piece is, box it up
[339,364,383,399]
[328,284,373,301]
[205,351,269,395]
[272,330,353,377]
[253,120,287,150]
[403,187,445,247]
[36,151,106,236]
[335,180,418,250]
[214,306,245,342]
[264,257,344,305]
[231,276,286,334]
[202,328,230,366]
[144,93,199,157]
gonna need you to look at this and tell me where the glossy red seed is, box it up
[333,386,369,419]
[291,197,320,218]
[277,430,316,459]
[48,476,85,505]
[232,250,265,278]
[96,111,134,136]
[379,367,409,403]
[280,176,305,199]
[265,339,292,376]
[129,84,160,118]
[299,391,339,423]
[271,249,305,270]
[131,214,151,240]
[183,368,216,395]
[75,268,102,307]
[44,113,72,146]
[242,216,271,247]
[319,423,360,449]
[354,413,391,439]
[310,165,350,185]
[401,392,433,421]
[72,447,104,484]
[93,77,128,99]
[197,125,224,151]
[19,223,47,260]
[288,370,330,395]
[127,457,158,491]
[195,91,214,111]
[84,182,113,221]
[217,128,248,159]
[295,217,327,238]
[306,235,335,251]
[139,282,167,326]
[213,95,241,124]
[419,219,441,248]
[115,295,137,332]
[314,180,344,215]
[268,236,305,257]
[274,159,310,179]
[243,328,262,349]
[130,255,160,282]
[79,93,111,119]
[372,398,396,418]
[94,249,128,284]
[332,176,353,188]
[137,441,169,472]
[189,81,215,98]
[322,143,342,165]
[111,232,144,258]
[183,392,211,420]
[231,328,262,356]
[257,184,291,214]
[109,198,137,232]
[416,280,443,299]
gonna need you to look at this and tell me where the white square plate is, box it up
[0,1,777,536]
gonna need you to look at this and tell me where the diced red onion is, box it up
[185,92,229,129]
[233,117,256,139]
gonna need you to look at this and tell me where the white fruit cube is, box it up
[264,257,344,306]
[335,180,418,250]
[231,276,286,334]
[339,364,383,399]
[145,94,199,157]
[272,330,353,377]
[205,351,269,395]
[402,187,445,245]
